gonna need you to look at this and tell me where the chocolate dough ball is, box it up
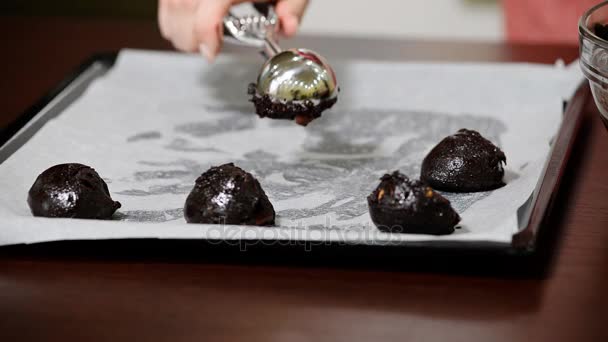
[421,129,507,192]
[27,163,121,219]
[367,171,460,235]
[248,83,337,126]
[184,163,275,225]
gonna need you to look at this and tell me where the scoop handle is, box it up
[222,3,282,59]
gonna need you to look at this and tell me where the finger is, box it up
[171,9,199,51]
[160,0,200,52]
[275,0,308,37]
[193,0,275,60]
[158,0,172,39]
[194,0,243,62]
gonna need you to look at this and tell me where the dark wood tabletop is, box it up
[1,16,607,342]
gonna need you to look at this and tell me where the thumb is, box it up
[275,0,308,37]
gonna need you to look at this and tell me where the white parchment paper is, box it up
[0,49,582,246]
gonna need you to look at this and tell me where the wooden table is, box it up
[1,16,607,342]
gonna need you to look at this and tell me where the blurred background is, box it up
[0,0,592,45]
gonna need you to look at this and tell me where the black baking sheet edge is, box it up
[0,53,588,275]
[0,52,118,153]
[511,81,589,251]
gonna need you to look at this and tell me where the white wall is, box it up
[298,0,503,41]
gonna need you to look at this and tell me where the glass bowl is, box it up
[580,1,608,128]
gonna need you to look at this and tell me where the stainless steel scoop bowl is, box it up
[223,4,338,104]
[256,48,337,103]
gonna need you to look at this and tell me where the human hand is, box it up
[158,0,308,62]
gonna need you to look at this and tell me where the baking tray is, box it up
[0,53,589,273]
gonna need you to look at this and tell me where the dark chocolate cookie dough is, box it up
[367,171,460,235]
[421,129,506,192]
[248,83,337,126]
[184,163,275,225]
[595,23,608,40]
[27,163,121,219]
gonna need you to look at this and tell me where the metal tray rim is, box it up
[0,51,589,261]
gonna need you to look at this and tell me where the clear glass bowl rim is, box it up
[580,1,608,49]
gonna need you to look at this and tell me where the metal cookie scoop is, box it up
[223,4,338,125]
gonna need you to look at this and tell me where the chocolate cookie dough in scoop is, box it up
[421,129,507,192]
[248,83,337,126]
[367,171,460,235]
[184,163,275,225]
[27,163,121,219]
